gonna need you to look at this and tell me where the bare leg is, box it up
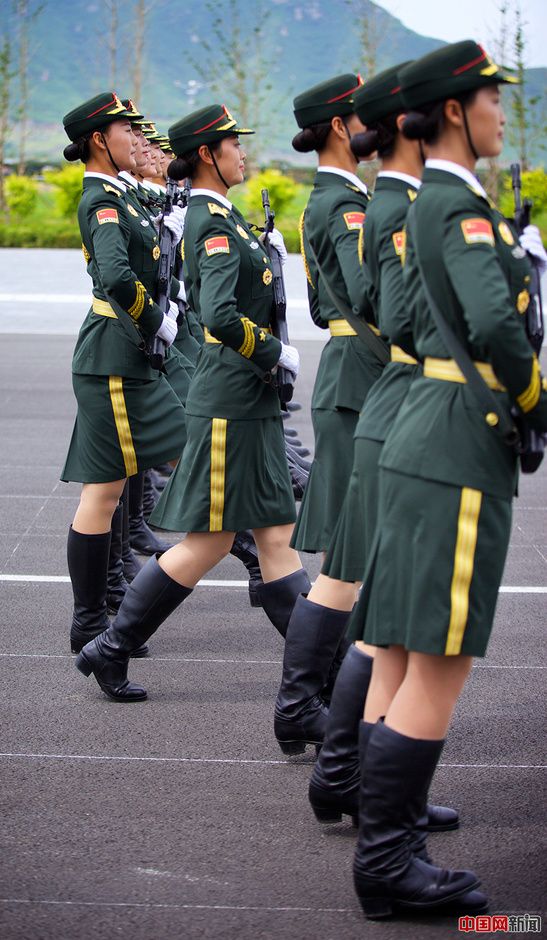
[364,645,409,723]
[72,480,127,534]
[158,530,236,588]
[387,651,473,740]
[252,524,302,583]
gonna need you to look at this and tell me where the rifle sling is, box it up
[406,207,518,445]
[303,218,391,365]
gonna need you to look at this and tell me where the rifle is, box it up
[510,163,546,472]
[261,188,294,403]
[150,175,181,370]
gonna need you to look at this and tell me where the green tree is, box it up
[4,170,38,217]
[0,26,14,216]
[246,168,298,223]
[499,166,547,219]
[45,163,85,219]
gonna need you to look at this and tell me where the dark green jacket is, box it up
[381,167,547,499]
[182,192,282,420]
[301,169,383,412]
[72,174,179,379]
[355,174,421,443]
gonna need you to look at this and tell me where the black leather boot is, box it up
[106,503,128,614]
[353,720,482,920]
[274,596,351,755]
[142,469,161,520]
[230,531,264,608]
[254,568,311,638]
[76,554,192,701]
[120,483,142,582]
[309,643,373,823]
[68,526,112,654]
[128,472,174,555]
[286,450,309,501]
[320,634,353,707]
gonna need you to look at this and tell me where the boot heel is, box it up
[75,651,92,677]
[278,740,306,755]
[357,893,393,920]
[311,803,342,824]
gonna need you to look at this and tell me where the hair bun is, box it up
[63,141,81,162]
[351,129,379,159]
[291,128,317,153]
[168,156,189,180]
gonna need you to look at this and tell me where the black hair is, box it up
[351,112,401,160]
[292,121,332,153]
[168,137,224,181]
[402,89,479,144]
[62,122,115,164]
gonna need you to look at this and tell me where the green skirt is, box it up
[61,373,186,483]
[347,468,512,657]
[321,437,382,582]
[149,413,296,533]
[291,407,359,553]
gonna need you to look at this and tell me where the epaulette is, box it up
[466,184,495,210]
[208,202,230,217]
[345,183,361,193]
[407,189,418,203]
[103,184,121,197]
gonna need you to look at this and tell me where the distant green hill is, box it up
[4,0,546,166]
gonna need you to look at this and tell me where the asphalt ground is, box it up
[0,250,546,939]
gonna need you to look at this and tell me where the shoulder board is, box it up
[103,184,122,197]
[345,183,361,193]
[407,189,418,203]
[466,184,494,209]
[208,202,230,217]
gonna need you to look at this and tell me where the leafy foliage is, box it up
[4,172,39,218]
[499,167,547,220]
[45,163,84,218]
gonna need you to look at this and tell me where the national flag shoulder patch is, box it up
[97,208,119,225]
[344,211,365,231]
[392,231,405,256]
[205,236,230,256]
[461,218,494,246]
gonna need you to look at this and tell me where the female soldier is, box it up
[309,65,457,837]
[273,75,384,756]
[75,104,310,701]
[350,41,547,919]
[61,92,187,655]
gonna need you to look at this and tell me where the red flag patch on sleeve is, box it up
[461,218,494,246]
[205,236,230,256]
[96,208,119,225]
[344,211,365,230]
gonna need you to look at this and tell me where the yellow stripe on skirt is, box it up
[108,376,138,477]
[445,487,482,655]
[210,418,227,531]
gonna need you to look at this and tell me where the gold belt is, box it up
[391,345,418,365]
[424,357,506,392]
[204,326,272,344]
[92,297,117,318]
[328,319,380,337]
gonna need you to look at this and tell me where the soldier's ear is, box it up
[444,98,464,128]
[198,144,214,165]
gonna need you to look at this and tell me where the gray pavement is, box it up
[0,250,546,939]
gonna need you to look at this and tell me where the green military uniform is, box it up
[150,188,296,533]
[324,172,421,582]
[291,168,385,552]
[357,162,547,656]
[61,169,186,482]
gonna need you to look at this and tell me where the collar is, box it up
[84,171,126,192]
[118,170,139,190]
[190,188,233,210]
[425,159,488,200]
[317,166,368,195]
[377,170,421,189]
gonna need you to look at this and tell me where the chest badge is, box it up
[512,245,526,259]
[236,224,249,240]
[153,245,160,260]
[498,221,514,245]
[127,203,139,217]
[517,289,530,314]
[140,219,150,227]
[263,269,273,285]
[249,241,259,250]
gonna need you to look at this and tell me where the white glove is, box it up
[520,224,547,276]
[156,309,178,346]
[166,299,179,320]
[277,342,300,380]
[171,203,188,232]
[153,210,184,245]
[177,279,187,304]
[260,227,288,264]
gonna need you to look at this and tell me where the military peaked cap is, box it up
[63,92,132,141]
[352,63,411,125]
[168,104,254,156]
[121,98,145,123]
[293,74,363,128]
[399,40,518,110]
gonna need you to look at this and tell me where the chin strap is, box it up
[460,105,479,162]
[419,140,426,165]
[210,150,230,191]
[100,132,121,175]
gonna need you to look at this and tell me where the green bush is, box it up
[5,174,40,219]
[44,164,84,219]
[245,169,299,223]
[499,167,547,221]
[0,218,81,247]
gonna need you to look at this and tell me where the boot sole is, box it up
[310,802,358,826]
[278,740,323,757]
[356,876,481,920]
[75,652,148,702]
